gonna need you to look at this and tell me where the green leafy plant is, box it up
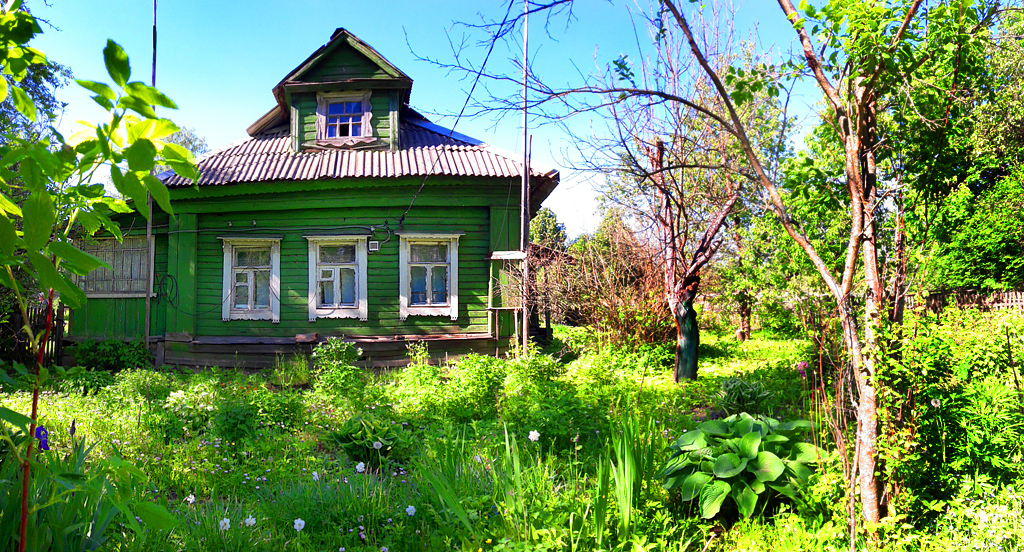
[325,413,401,465]
[661,413,826,519]
[312,338,365,403]
[69,338,152,371]
[715,377,776,416]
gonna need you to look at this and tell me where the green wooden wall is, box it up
[153,177,520,341]
[68,229,169,341]
[299,42,393,82]
[293,90,396,150]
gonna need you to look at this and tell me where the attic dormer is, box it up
[246,28,413,152]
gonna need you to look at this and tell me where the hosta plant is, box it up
[661,413,826,519]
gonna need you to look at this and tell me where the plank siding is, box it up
[300,43,390,82]
[184,182,513,340]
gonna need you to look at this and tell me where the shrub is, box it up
[661,413,827,520]
[325,413,401,466]
[441,354,506,422]
[312,338,366,404]
[251,388,305,429]
[164,383,219,435]
[715,377,776,417]
[70,339,152,371]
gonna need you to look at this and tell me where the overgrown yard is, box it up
[3,309,1022,551]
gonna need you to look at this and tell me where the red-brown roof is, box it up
[161,116,559,211]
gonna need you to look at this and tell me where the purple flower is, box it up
[35,426,49,451]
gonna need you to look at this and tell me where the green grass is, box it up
[2,328,1020,551]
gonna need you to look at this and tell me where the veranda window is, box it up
[77,236,150,297]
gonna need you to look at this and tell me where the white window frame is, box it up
[306,236,368,322]
[77,236,153,298]
[220,237,280,322]
[398,233,459,321]
[315,91,374,145]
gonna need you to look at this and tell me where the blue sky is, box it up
[32,0,810,237]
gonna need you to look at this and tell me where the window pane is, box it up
[319,280,334,307]
[339,268,356,306]
[320,244,355,264]
[326,125,337,138]
[327,102,345,115]
[343,101,361,114]
[351,123,361,136]
[254,270,270,308]
[234,283,249,309]
[410,266,427,305]
[236,247,270,267]
[431,266,448,304]
[410,244,447,263]
[320,268,334,280]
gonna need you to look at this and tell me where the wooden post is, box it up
[519,0,530,351]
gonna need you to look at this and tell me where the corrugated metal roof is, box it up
[162,118,556,188]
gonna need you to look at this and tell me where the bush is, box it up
[661,413,827,520]
[325,413,402,466]
[715,377,776,417]
[70,339,152,371]
[312,338,366,404]
[164,382,219,435]
[251,388,305,429]
[441,354,506,422]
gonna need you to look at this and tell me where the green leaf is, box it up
[731,481,758,518]
[767,481,798,500]
[738,432,762,460]
[133,502,179,531]
[699,480,731,519]
[0,76,7,104]
[713,453,748,478]
[0,406,32,432]
[103,40,130,87]
[11,85,36,122]
[22,190,53,251]
[143,174,173,215]
[124,138,157,172]
[0,193,23,217]
[0,215,16,256]
[129,118,179,142]
[789,442,826,463]
[674,471,712,500]
[109,166,150,220]
[75,79,117,101]
[49,241,108,276]
[118,95,156,119]
[124,82,177,109]
[786,460,813,483]
[748,451,786,483]
[697,420,730,436]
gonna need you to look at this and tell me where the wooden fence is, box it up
[1,304,69,367]
[915,289,1024,314]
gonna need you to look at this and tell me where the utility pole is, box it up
[519,0,530,352]
[144,0,156,355]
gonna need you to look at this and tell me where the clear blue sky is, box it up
[33,0,809,237]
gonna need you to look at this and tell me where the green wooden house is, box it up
[67,28,559,367]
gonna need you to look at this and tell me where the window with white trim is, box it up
[77,236,151,297]
[306,236,367,321]
[399,234,459,320]
[316,91,373,144]
[221,238,280,322]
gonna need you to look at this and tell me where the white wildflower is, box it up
[312,471,319,481]
[355,462,366,473]
[243,516,256,527]
[293,518,305,532]
[219,518,230,531]
[406,505,416,516]
[528,430,540,442]
[186,494,195,505]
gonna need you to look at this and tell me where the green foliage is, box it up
[325,413,401,465]
[715,377,776,416]
[70,338,152,371]
[661,413,826,520]
[441,354,505,422]
[312,338,365,404]
[529,206,568,250]
[52,367,115,395]
[164,383,219,435]
[269,354,311,387]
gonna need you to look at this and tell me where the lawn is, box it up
[3,313,1023,551]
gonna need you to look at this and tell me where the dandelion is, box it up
[243,516,256,527]
[528,430,540,442]
[293,518,305,532]
[931,398,941,408]
[355,462,366,473]
[373,441,383,450]
[186,494,196,505]
[219,518,230,531]
[312,471,320,481]
[406,505,416,516]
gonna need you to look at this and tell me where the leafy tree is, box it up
[0,5,198,549]
[153,126,209,174]
[529,206,568,250]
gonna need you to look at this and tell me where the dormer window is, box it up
[316,91,373,145]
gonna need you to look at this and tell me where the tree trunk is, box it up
[737,290,751,341]
[673,277,700,382]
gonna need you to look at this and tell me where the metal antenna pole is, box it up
[519,0,530,352]
[144,0,156,356]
